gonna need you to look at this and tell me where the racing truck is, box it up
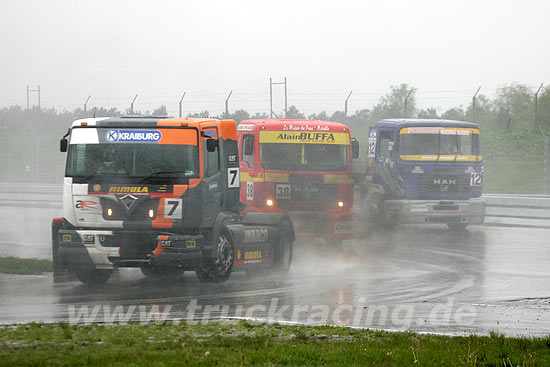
[52,117,294,284]
[360,119,485,231]
[237,119,358,246]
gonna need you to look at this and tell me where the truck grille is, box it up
[417,175,470,194]
[277,184,337,211]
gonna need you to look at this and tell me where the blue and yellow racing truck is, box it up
[360,119,485,231]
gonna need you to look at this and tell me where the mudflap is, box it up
[225,224,276,271]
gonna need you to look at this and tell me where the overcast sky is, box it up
[1,0,549,116]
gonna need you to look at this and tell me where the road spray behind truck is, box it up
[237,119,358,245]
[360,119,485,231]
[52,117,294,284]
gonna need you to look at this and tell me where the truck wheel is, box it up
[141,266,183,278]
[74,268,113,285]
[362,192,384,232]
[195,231,234,283]
[272,220,293,274]
[447,223,468,231]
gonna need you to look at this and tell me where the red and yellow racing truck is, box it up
[237,119,358,245]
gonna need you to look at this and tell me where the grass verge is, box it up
[0,257,52,275]
[1,321,550,366]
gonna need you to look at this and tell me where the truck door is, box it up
[240,133,256,204]
[377,129,402,196]
[202,127,223,227]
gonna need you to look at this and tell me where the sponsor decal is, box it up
[228,155,237,163]
[334,222,353,234]
[62,234,72,242]
[246,182,254,201]
[209,181,218,191]
[243,251,262,260]
[237,124,255,131]
[260,131,349,145]
[109,186,149,194]
[400,127,480,135]
[105,130,161,143]
[88,184,173,195]
[243,228,269,243]
[410,203,427,212]
[237,249,242,260]
[185,240,196,249]
[83,234,95,244]
[75,200,98,210]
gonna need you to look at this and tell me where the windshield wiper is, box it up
[138,170,190,184]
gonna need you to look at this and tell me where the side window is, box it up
[241,134,254,168]
[379,130,395,157]
[203,128,220,177]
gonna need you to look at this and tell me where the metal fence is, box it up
[1,183,549,228]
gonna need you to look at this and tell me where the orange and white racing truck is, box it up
[52,117,294,284]
[237,119,358,246]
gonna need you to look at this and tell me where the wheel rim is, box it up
[215,234,233,274]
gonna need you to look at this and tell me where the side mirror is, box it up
[60,138,68,152]
[351,138,359,159]
[206,138,219,152]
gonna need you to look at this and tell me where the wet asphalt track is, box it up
[1,216,550,337]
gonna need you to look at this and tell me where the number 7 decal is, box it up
[227,168,240,188]
[164,199,182,219]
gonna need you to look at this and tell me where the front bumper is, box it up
[289,211,354,239]
[58,230,205,270]
[384,198,485,225]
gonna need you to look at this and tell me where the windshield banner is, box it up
[259,131,349,144]
[400,127,480,135]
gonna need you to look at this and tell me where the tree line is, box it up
[1,82,548,183]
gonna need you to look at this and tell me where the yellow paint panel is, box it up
[264,172,289,183]
[400,155,483,161]
[324,174,354,184]
[260,131,350,144]
[240,171,264,182]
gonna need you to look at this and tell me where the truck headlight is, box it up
[266,199,274,206]
[337,201,344,208]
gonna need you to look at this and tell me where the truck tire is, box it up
[272,220,293,274]
[447,223,468,231]
[195,231,234,283]
[74,268,113,285]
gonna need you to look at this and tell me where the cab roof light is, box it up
[80,122,88,126]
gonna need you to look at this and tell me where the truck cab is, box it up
[237,119,357,244]
[53,117,294,284]
[362,119,485,230]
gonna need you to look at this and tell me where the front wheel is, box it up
[447,223,469,231]
[271,220,294,274]
[195,231,234,283]
[74,268,113,285]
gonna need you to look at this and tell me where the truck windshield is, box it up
[260,143,350,172]
[66,129,199,183]
[399,127,481,161]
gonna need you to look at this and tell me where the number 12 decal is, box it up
[228,167,240,188]
[470,173,482,186]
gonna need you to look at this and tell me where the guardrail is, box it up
[1,183,549,228]
[0,183,62,208]
[483,194,550,228]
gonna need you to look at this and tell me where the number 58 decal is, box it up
[227,167,240,188]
